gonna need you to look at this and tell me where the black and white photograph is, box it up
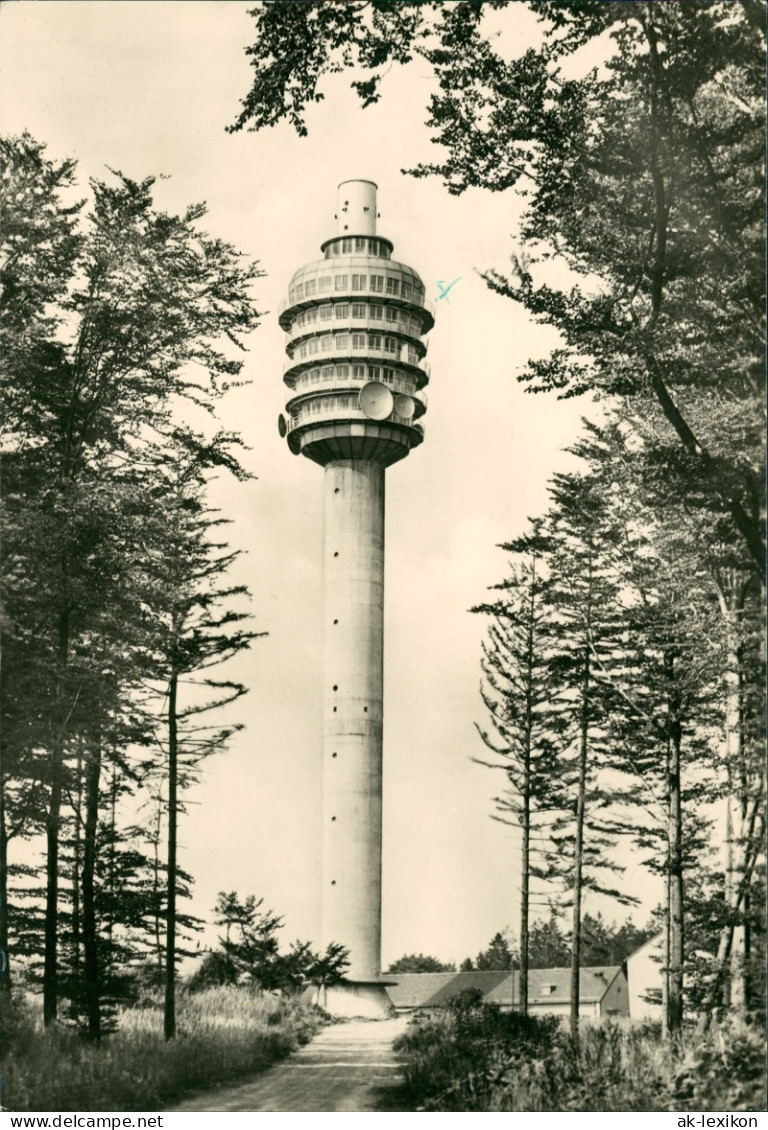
[0,0,765,1117]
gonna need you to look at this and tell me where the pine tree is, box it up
[528,914,570,969]
[142,464,262,1041]
[472,526,563,1012]
[539,470,641,1036]
[195,891,349,994]
[474,932,514,972]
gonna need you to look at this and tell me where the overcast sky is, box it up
[2,1,660,966]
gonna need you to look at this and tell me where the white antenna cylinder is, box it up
[337,179,377,236]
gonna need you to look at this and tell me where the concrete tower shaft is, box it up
[322,460,384,982]
[278,182,433,1017]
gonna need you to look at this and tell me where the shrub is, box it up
[186,951,238,992]
[394,1003,766,1112]
[672,1020,766,1111]
[394,1001,561,1111]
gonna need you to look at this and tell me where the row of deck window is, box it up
[292,394,413,421]
[290,304,422,335]
[324,237,391,258]
[292,363,417,392]
[294,335,420,363]
[289,274,423,303]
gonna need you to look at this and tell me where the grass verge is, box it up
[0,987,323,1112]
[393,991,766,1111]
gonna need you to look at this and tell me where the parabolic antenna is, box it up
[394,394,415,420]
[358,382,394,421]
[278,413,288,437]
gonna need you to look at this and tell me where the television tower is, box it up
[278,180,433,1017]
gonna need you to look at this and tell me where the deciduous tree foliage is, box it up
[386,953,455,974]
[1,132,263,1029]
[232,0,765,573]
[569,418,764,1026]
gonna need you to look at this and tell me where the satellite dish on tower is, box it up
[278,413,288,437]
[358,382,394,421]
[394,394,415,420]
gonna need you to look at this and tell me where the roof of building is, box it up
[517,966,623,1005]
[387,970,509,1009]
[387,966,624,1010]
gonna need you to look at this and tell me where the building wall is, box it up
[530,1000,578,1017]
[598,970,629,1017]
[626,934,664,1021]
[529,1000,604,1018]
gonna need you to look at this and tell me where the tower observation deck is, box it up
[278,178,433,465]
[278,181,433,1017]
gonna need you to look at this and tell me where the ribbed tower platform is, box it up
[278,180,433,1017]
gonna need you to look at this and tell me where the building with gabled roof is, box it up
[387,966,628,1018]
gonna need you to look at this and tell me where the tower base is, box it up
[312,980,396,1019]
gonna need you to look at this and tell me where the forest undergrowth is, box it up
[393,993,766,1112]
[0,987,322,1112]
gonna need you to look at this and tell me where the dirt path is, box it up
[167,1017,411,1113]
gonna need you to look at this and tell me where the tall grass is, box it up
[0,987,322,1112]
[394,995,766,1112]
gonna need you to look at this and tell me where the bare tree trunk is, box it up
[44,604,71,1028]
[70,742,83,1020]
[720,580,744,1012]
[519,791,530,1015]
[666,652,684,1037]
[741,888,752,1011]
[519,582,535,1016]
[0,768,10,1000]
[722,798,735,1011]
[706,784,765,1017]
[713,573,762,1016]
[106,760,117,985]
[661,870,670,1039]
[570,647,590,1040]
[729,819,748,1014]
[82,739,102,1041]
[164,670,179,1042]
[151,788,164,978]
[44,772,63,1027]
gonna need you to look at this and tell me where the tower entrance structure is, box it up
[278,180,433,1017]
